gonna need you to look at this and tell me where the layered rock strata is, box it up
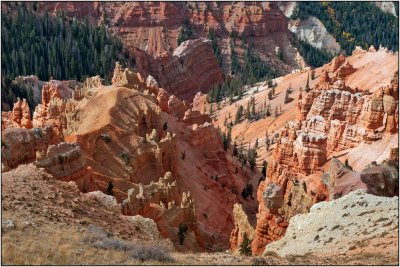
[134,38,224,101]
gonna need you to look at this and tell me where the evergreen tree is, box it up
[268,90,273,100]
[284,89,290,104]
[177,20,195,46]
[246,101,251,120]
[233,141,238,157]
[261,160,268,177]
[235,105,243,124]
[305,73,311,92]
[1,2,133,84]
[251,98,256,117]
[292,2,398,55]
[107,180,114,196]
[227,127,232,145]
[247,148,257,170]
[266,104,271,117]
[239,232,252,256]
[208,28,222,67]
[178,224,188,245]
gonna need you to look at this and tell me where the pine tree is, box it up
[239,232,252,256]
[246,100,251,120]
[311,69,316,80]
[261,160,268,177]
[268,90,273,100]
[221,131,228,151]
[266,104,271,117]
[227,127,232,144]
[233,141,238,157]
[177,20,195,46]
[305,73,311,92]
[284,88,290,104]
[107,180,114,196]
[251,98,256,117]
[267,79,273,88]
[247,148,257,170]
[178,224,188,245]
[235,105,243,124]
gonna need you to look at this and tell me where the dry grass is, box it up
[1,223,171,265]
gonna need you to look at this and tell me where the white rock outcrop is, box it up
[289,17,341,56]
[264,190,398,257]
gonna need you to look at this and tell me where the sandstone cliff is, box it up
[134,38,223,102]
[37,1,305,87]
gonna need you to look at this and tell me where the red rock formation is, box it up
[1,126,63,172]
[314,69,331,91]
[33,80,62,128]
[58,81,259,251]
[229,203,255,253]
[330,54,346,73]
[134,38,224,102]
[37,2,288,55]
[252,52,398,255]
[324,158,398,200]
[167,95,189,119]
[334,61,357,80]
[296,90,315,121]
[2,98,32,129]
[112,61,145,90]
[157,88,170,112]
[352,46,367,56]
[251,121,329,254]
[34,142,88,182]
[383,72,399,133]
[37,1,299,99]
[183,108,212,125]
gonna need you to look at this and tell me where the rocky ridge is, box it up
[264,190,398,257]
[1,62,259,252]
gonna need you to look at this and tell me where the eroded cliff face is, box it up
[37,2,289,57]
[2,61,258,251]
[297,57,399,152]
[134,38,224,101]
[34,63,257,251]
[250,51,399,255]
[37,1,305,100]
[1,98,32,130]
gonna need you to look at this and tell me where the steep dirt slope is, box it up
[200,48,398,168]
